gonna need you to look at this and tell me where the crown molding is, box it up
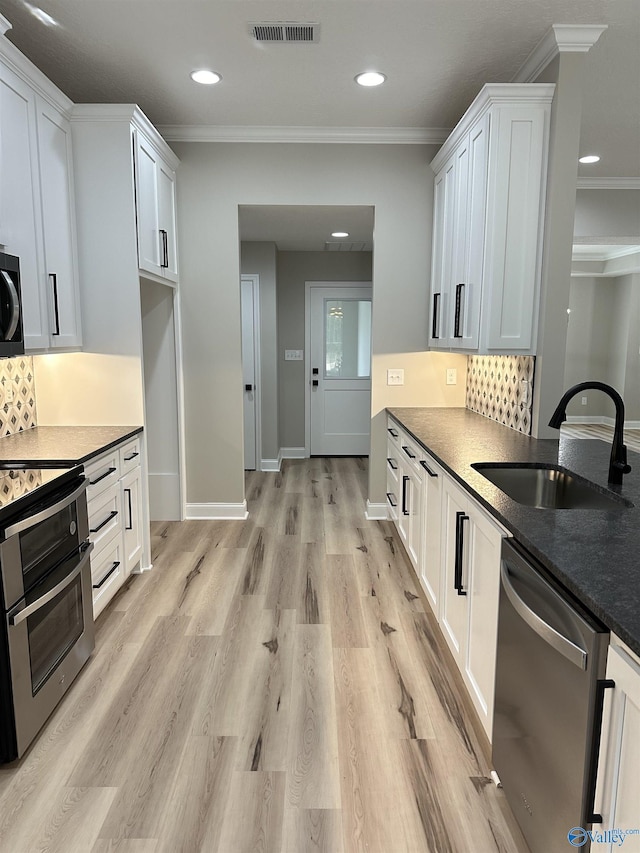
[0,13,11,35]
[577,177,640,190]
[157,125,450,145]
[514,24,608,83]
[572,245,640,262]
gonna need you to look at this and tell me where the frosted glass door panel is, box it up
[324,299,372,379]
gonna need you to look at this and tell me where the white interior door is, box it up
[241,276,260,470]
[308,284,372,456]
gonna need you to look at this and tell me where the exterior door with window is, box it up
[309,284,372,455]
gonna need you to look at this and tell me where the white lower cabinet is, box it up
[386,414,507,741]
[85,434,143,619]
[594,640,640,851]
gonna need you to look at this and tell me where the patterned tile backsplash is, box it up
[0,356,37,436]
[466,355,535,435]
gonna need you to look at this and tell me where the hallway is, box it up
[0,458,527,852]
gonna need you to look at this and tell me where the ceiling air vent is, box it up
[250,22,320,43]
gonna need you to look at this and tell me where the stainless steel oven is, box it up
[0,469,94,762]
[0,252,25,357]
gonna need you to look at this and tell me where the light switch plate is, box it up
[284,349,304,361]
[387,369,404,386]
[446,368,457,385]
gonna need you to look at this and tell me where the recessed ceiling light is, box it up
[355,71,386,88]
[579,155,600,164]
[190,69,222,85]
[331,231,350,238]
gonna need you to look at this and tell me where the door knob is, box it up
[312,380,318,387]
[245,384,253,392]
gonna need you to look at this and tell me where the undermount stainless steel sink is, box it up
[471,463,634,510]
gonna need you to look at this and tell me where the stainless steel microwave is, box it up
[0,253,25,357]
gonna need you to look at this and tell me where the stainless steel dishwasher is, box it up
[493,539,611,853]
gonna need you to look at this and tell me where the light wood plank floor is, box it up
[0,458,529,853]
[562,423,640,454]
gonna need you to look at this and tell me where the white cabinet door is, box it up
[135,131,162,278]
[121,464,143,575]
[35,98,82,349]
[417,450,443,617]
[0,61,46,348]
[158,160,178,282]
[595,643,640,852]
[440,474,469,658]
[429,159,455,348]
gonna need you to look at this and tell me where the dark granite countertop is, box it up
[0,425,143,468]
[388,407,640,657]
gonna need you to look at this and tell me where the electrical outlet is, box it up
[387,369,404,386]
[581,396,588,405]
[446,368,457,385]
[4,386,13,403]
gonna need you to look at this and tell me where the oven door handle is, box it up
[4,479,88,539]
[0,270,21,342]
[9,544,93,627]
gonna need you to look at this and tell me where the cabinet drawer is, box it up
[399,433,421,472]
[87,481,122,552]
[119,437,141,474]
[85,449,120,500]
[91,534,125,619]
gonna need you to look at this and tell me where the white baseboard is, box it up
[185,501,248,520]
[565,416,640,429]
[365,500,388,520]
[261,455,281,472]
[281,447,306,459]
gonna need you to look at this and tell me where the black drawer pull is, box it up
[90,510,118,534]
[420,460,437,477]
[387,457,398,470]
[454,511,469,595]
[387,427,399,438]
[90,467,116,486]
[402,445,416,459]
[93,561,120,589]
[124,451,139,462]
[402,475,410,516]
[386,492,397,508]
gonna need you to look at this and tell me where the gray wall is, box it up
[565,274,640,421]
[277,251,373,449]
[173,142,437,506]
[240,241,279,463]
[574,189,640,241]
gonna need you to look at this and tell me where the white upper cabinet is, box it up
[134,129,178,283]
[0,44,82,351]
[429,84,554,355]
[35,98,82,348]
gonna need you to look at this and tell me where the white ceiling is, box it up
[0,0,638,250]
[239,205,374,251]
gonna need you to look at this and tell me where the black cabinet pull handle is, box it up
[50,273,60,336]
[124,451,139,462]
[89,467,117,486]
[420,460,437,477]
[93,561,120,589]
[160,229,169,268]
[387,457,398,470]
[402,475,410,516]
[402,445,416,459]
[432,292,440,339]
[387,427,399,438]
[585,678,616,824]
[124,488,133,530]
[90,509,118,534]
[386,492,397,508]
[453,283,465,338]
[454,511,469,595]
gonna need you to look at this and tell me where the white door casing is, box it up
[241,275,261,471]
[306,282,372,456]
